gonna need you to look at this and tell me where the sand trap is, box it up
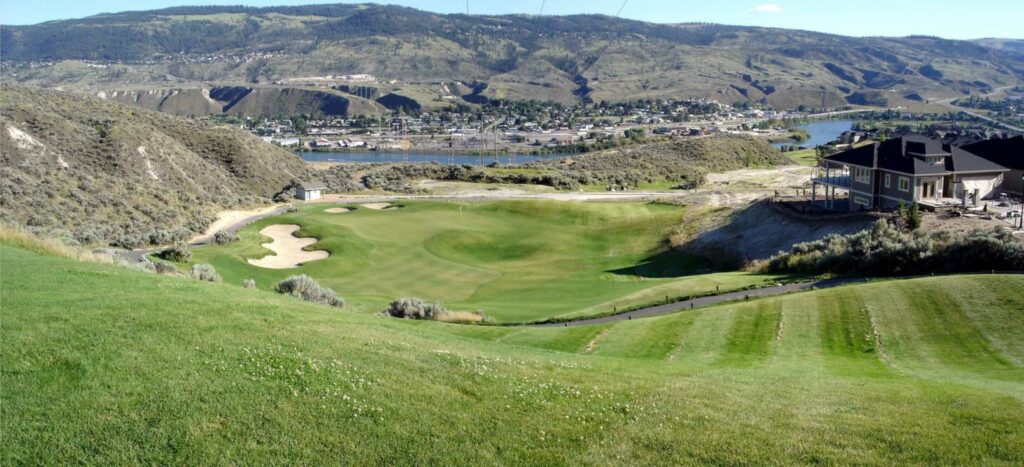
[361,203,401,210]
[247,225,329,269]
[325,207,352,213]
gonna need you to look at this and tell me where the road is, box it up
[933,86,1024,133]
[529,277,865,327]
[124,204,293,261]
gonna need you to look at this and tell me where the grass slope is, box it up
[3,245,1024,464]
[190,200,785,322]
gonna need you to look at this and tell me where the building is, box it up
[295,180,326,201]
[813,134,1009,211]
[962,136,1024,196]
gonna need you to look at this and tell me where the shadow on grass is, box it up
[607,248,713,278]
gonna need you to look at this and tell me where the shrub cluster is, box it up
[762,220,1024,276]
[274,275,345,307]
[213,230,239,245]
[157,246,192,263]
[187,263,222,282]
[382,298,448,320]
[242,278,257,289]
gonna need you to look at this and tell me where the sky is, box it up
[1,0,1022,39]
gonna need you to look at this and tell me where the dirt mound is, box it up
[682,200,875,267]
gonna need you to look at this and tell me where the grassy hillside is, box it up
[189,200,786,322]
[3,5,1021,107]
[3,243,1023,464]
[0,86,310,246]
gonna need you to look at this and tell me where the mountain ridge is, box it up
[3,4,1022,109]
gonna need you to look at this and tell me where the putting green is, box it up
[191,200,785,322]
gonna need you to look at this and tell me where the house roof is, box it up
[824,134,1009,176]
[962,136,1024,171]
[298,180,327,190]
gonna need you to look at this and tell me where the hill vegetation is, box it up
[3,239,1023,464]
[3,4,1022,108]
[0,86,310,246]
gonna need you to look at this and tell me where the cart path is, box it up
[529,277,866,327]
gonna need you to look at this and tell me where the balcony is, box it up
[813,174,852,188]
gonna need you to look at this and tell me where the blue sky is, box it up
[2,0,1022,39]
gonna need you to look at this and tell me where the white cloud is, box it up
[751,4,785,13]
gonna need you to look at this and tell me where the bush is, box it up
[187,263,222,282]
[242,279,256,289]
[213,230,239,245]
[382,298,448,320]
[157,246,192,263]
[274,275,344,307]
[762,220,1024,276]
[153,261,177,275]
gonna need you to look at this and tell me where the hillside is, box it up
[3,4,1022,109]
[533,135,791,187]
[3,242,1023,464]
[0,86,310,246]
[100,86,389,117]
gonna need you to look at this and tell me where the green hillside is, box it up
[189,200,785,322]
[4,4,1022,107]
[3,243,1024,464]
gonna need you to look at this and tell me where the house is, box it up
[295,180,327,201]
[813,134,1009,211]
[962,136,1024,196]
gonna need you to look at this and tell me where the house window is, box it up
[854,195,871,207]
[854,167,870,184]
[884,174,891,188]
[898,177,910,192]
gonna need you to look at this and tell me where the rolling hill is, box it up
[0,86,311,246]
[2,4,1023,111]
[3,238,1023,464]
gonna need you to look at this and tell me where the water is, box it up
[772,120,854,149]
[297,150,571,165]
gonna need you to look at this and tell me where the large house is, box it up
[813,134,1014,212]
[963,136,1024,196]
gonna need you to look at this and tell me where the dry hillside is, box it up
[0,86,310,247]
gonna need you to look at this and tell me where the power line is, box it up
[615,0,629,17]
[539,0,546,15]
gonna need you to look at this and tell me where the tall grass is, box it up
[0,225,114,265]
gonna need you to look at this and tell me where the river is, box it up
[297,151,571,165]
[772,120,854,149]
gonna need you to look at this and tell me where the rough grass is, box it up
[190,200,788,322]
[3,245,1024,464]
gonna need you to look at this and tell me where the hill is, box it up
[100,86,389,117]
[3,240,1023,464]
[3,4,1022,109]
[0,86,310,246]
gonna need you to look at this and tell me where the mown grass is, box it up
[3,245,1024,464]
[189,200,787,322]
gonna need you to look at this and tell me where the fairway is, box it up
[3,245,1024,464]
[192,200,785,322]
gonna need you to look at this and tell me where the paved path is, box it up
[529,277,865,327]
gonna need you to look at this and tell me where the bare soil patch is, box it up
[361,203,401,210]
[247,224,329,269]
[325,207,352,214]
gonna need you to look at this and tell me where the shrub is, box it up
[382,298,448,320]
[157,246,192,263]
[274,275,344,307]
[153,261,177,275]
[213,230,239,245]
[762,220,1024,276]
[187,263,222,282]
[242,279,256,289]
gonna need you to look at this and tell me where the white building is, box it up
[295,180,327,201]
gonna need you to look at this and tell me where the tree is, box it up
[907,202,923,231]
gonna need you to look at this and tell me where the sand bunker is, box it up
[325,207,352,213]
[247,225,329,269]
[361,203,401,210]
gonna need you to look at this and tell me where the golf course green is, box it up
[190,200,787,322]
